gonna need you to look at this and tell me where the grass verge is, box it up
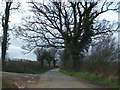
[60,69,119,88]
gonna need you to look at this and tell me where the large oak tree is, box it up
[18,0,118,71]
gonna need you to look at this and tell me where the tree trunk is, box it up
[53,59,56,67]
[41,59,44,67]
[69,47,80,71]
[1,2,11,70]
[62,42,80,71]
[1,31,7,69]
[48,62,51,68]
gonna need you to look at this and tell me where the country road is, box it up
[2,68,104,88]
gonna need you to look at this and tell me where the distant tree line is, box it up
[34,48,57,68]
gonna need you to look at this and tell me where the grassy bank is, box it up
[60,69,119,88]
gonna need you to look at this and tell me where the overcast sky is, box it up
[0,0,119,61]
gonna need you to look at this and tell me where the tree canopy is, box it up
[17,0,118,71]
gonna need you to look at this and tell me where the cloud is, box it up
[97,11,118,21]
[7,38,36,61]
[7,44,36,60]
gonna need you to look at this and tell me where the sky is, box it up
[0,0,37,60]
[0,0,119,61]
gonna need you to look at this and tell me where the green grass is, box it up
[60,69,120,88]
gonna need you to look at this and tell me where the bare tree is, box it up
[83,36,118,78]
[34,48,55,68]
[1,2,20,68]
[17,1,118,71]
[1,2,12,68]
[34,48,45,67]
[49,48,57,67]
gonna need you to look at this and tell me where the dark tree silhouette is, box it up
[17,1,118,71]
[34,48,55,68]
[1,2,20,69]
[34,48,45,67]
[1,2,12,68]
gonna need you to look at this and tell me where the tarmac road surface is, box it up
[29,68,101,88]
[3,68,105,89]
